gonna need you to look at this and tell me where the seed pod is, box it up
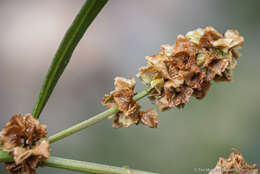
[138,26,244,110]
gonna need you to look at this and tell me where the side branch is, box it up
[48,86,153,143]
[43,156,159,174]
[0,153,158,174]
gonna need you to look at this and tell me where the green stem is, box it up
[49,86,153,144]
[0,150,12,162]
[0,152,158,174]
[43,156,158,174]
[133,86,153,101]
[49,107,118,143]
[32,0,108,119]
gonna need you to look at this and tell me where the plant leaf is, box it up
[32,0,108,119]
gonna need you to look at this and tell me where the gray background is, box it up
[0,0,259,173]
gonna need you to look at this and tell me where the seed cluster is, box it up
[102,26,243,127]
[137,26,244,111]
[0,114,50,174]
[208,149,258,174]
[102,77,158,128]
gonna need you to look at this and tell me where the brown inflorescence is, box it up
[137,26,244,111]
[208,148,258,174]
[0,114,50,174]
[102,77,158,128]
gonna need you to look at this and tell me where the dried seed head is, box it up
[0,114,50,174]
[139,109,158,128]
[138,26,243,110]
[102,77,158,128]
[209,149,258,174]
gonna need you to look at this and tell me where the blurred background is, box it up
[0,0,259,173]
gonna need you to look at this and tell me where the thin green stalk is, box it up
[43,156,158,174]
[49,107,118,143]
[133,86,153,101]
[49,86,153,144]
[0,153,158,174]
[0,150,12,162]
[32,0,108,119]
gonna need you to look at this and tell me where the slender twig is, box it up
[49,86,153,144]
[43,156,159,174]
[133,86,153,101]
[49,107,118,143]
[0,152,158,174]
[0,150,12,162]
[32,0,108,119]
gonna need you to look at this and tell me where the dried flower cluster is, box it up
[0,114,50,174]
[209,149,258,174]
[102,77,158,128]
[137,26,244,111]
